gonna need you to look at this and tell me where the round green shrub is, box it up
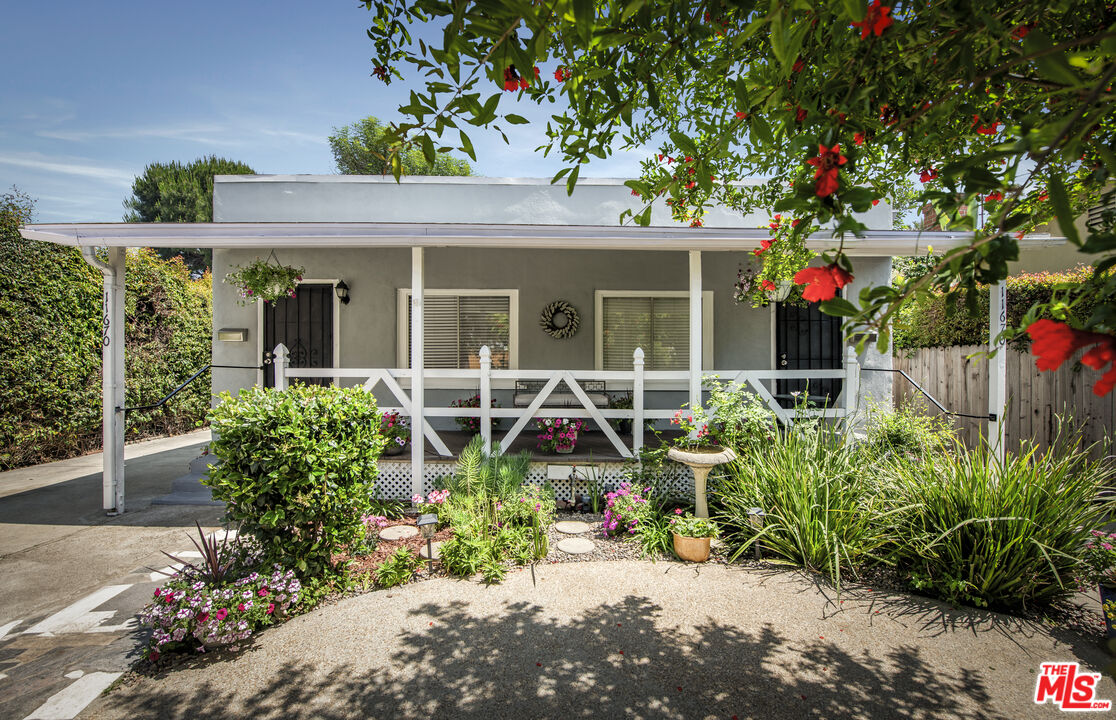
[205,385,386,579]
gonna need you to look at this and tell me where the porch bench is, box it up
[513,380,608,409]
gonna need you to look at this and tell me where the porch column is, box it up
[410,247,425,499]
[988,280,1007,462]
[82,247,126,514]
[688,250,702,414]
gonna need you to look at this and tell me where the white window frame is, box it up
[396,288,519,369]
[594,290,714,371]
[256,278,342,387]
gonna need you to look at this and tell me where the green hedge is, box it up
[0,227,213,470]
[893,266,1096,350]
[205,385,386,579]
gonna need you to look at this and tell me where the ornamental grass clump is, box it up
[716,424,900,587]
[139,565,300,660]
[205,385,386,580]
[885,438,1116,610]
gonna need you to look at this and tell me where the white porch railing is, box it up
[272,344,861,460]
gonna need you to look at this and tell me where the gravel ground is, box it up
[84,560,1116,720]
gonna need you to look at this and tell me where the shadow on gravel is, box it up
[105,595,1002,719]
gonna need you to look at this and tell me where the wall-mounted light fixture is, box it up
[335,280,350,305]
[217,328,249,342]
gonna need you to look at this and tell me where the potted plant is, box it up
[670,511,718,563]
[666,405,736,518]
[1077,530,1116,638]
[224,253,305,305]
[450,394,500,433]
[380,411,411,456]
[536,418,584,454]
[607,392,634,435]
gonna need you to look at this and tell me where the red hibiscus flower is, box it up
[554,66,571,82]
[1012,24,1033,39]
[985,191,1003,202]
[791,218,801,228]
[971,115,1000,135]
[735,111,747,119]
[795,106,808,123]
[373,65,389,82]
[793,263,854,302]
[792,58,805,73]
[503,67,520,92]
[762,280,776,291]
[806,143,847,198]
[690,218,703,228]
[920,168,938,182]
[854,132,865,146]
[1027,319,1116,396]
[852,2,894,39]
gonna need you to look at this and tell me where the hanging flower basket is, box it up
[224,252,305,305]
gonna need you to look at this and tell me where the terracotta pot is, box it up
[672,533,711,563]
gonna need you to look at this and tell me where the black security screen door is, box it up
[775,301,843,409]
[263,284,333,388]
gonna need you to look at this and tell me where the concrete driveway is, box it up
[0,431,224,720]
[81,561,1115,720]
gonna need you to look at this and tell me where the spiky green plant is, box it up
[440,436,530,499]
[885,437,1116,610]
[716,424,903,587]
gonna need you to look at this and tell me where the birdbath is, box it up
[667,445,737,519]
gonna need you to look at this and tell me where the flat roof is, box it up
[19,221,1064,256]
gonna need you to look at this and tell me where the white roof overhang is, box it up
[19,222,1065,257]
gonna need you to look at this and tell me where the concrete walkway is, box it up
[81,561,1114,720]
[0,430,225,720]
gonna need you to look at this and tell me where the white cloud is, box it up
[0,154,134,186]
[36,124,241,147]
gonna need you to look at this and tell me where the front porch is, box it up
[386,428,679,463]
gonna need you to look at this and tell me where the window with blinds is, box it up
[405,294,512,369]
[601,296,690,370]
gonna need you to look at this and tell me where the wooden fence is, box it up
[894,344,1115,459]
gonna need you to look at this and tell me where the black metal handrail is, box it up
[122,364,263,414]
[860,366,994,421]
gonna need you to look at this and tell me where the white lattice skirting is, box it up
[375,459,697,502]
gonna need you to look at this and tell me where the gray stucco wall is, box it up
[211,246,772,401]
[209,176,896,423]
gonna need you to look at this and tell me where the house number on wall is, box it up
[102,290,111,347]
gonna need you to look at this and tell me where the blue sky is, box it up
[0,2,646,222]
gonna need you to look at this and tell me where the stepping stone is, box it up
[557,537,595,555]
[555,520,592,535]
[380,525,419,541]
[419,541,443,560]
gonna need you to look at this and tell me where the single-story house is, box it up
[20,176,1064,511]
